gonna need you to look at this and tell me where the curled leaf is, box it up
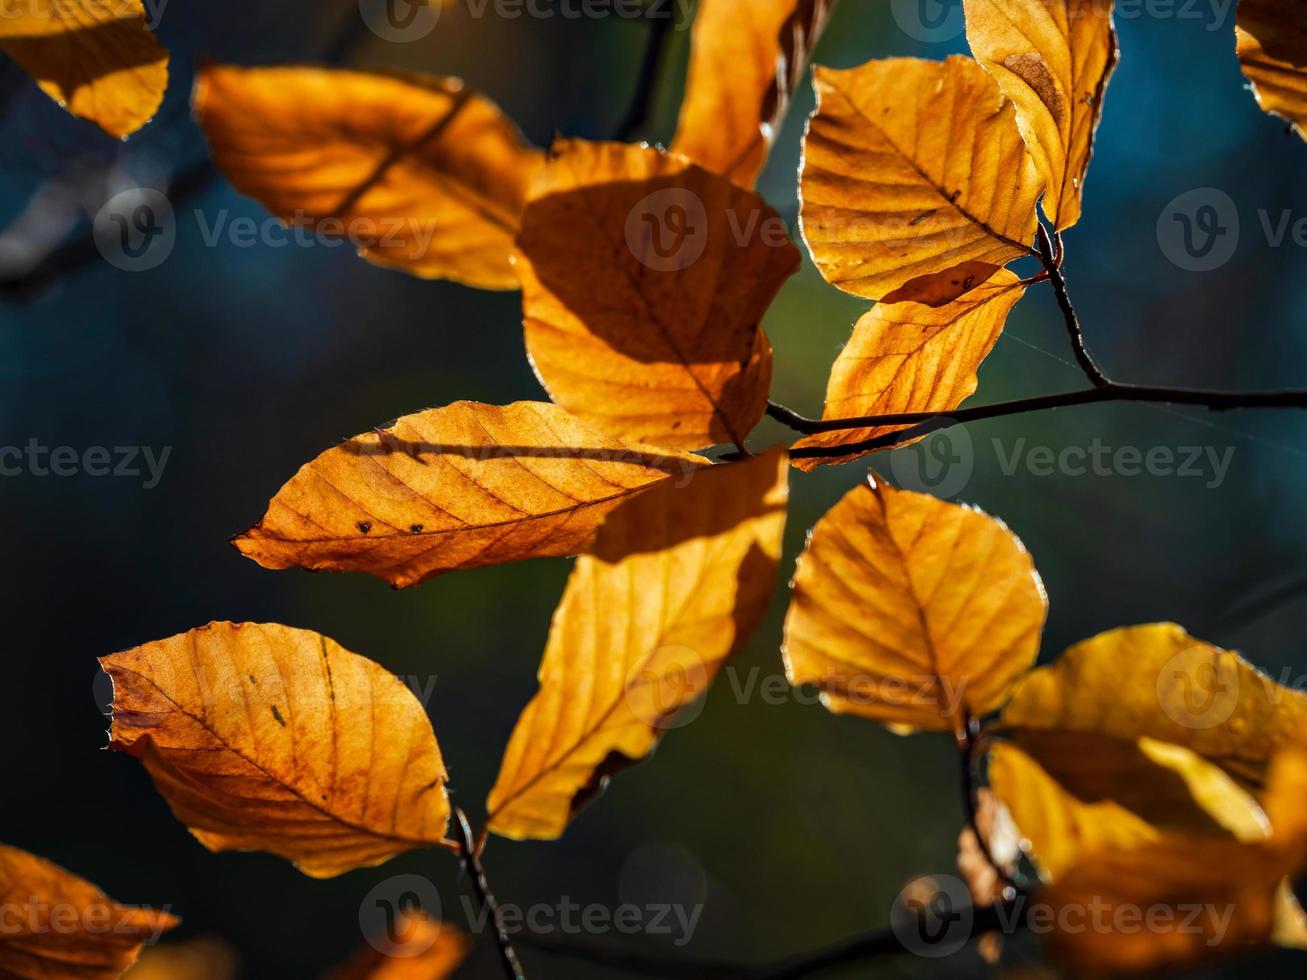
[327,912,470,980]
[0,843,177,979]
[1237,0,1307,140]
[194,65,544,289]
[102,622,450,878]
[783,478,1047,733]
[517,139,800,451]
[486,449,789,840]
[234,401,707,588]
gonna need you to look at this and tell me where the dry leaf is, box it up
[517,139,800,451]
[0,843,177,979]
[486,449,789,840]
[783,477,1047,733]
[1002,623,1307,791]
[0,0,167,138]
[964,0,1118,229]
[102,622,450,878]
[124,937,238,980]
[193,65,544,289]
[673,0,835,186]
[1237,0,1307,140]
[326,912,470,980]
[792,268,1026,470]
[234,401,708,589]
[800,55,1042,303]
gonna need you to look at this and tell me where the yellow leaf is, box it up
[193,65,544,290]
[792,268,1026,470]
[517,139,800,451]
[0,843,177,979]
[1237,0,1307,141]
[963,0,1118,230]
[486,449,789,840]
[990,736,1270,881]
[233,401,708,589]
[782,477,1047,733]
[800,55,1042,303]
[102,622,450,878]
[0,0,167,138]
[1002,623,1307,790]
[326,913,470,980]
[124,937,238,980]
[672,0,835,186]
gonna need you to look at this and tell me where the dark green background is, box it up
[1,0,1305,976]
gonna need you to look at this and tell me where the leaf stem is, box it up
[1035,224,1109,388]
[452,807,527,980]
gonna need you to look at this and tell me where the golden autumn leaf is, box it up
[783,477,1047,733]
[1002,623,1307,790]
[673,0,835,187]
[1237,0,1307,140]
[233,401,707,589]
[0,0,167,138]
[326,913,470,980]
[989,736,1271,881]
[193,65,544,290]
[486,448,789,840]
[963,0,1118,230]
[102,622,451,878]
[799,55,1042,303]
[0,843,177,979]
[792,268,1026,470]
[124,937,238,980]
[517,139,800,451]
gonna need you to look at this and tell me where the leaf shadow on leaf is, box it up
[1,15,164,86]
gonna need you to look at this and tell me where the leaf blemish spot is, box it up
[356,521,372,534]
[270,704,286,727]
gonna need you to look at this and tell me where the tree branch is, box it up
[957,716,1021,892]
[452,808,527,980]
[1036,224,1109,388]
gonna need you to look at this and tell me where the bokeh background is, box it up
[2,0,1305,976]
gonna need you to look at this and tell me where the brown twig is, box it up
[452,808,527,980]
[1036,223,1109,387]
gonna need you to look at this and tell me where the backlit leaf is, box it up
[0,843,177,979]
[0,0,167,138]
[964,0,1118,229]
[233,401,707,589]
[673,0,836,187]
[124,937,238,980]
[517,140,800,450]
[1237,0,1307,140]
[799,55,1042,303]
[792,268,1026,470]
[327,912,470,980]
[486,449,789,840]
[783,477,1047,733]
[193,65,544,289]
[102,622,450,878]
[1003,623,1307,790]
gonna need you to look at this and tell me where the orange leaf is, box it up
[1237,0,1307,141]
[0,0,167,138]
[672,0,836,187]
[124,937,238,980]
[193,65,544,290]
[233,401,708,589]
[964,0,1118,230]
[783,477,1047,733]
[102,622,450,878]
[800,55,1042,303]
[326,913,470,980]
[517,139,800,451]
[792,268,1026,470]
[486,449,789,840]
[0,843,177,979]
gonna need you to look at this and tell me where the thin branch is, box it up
[614,3,677,141]
[957,715,1019,892]
[452,808,527,980]
[1036,223,1110,388]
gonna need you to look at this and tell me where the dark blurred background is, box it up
[1,0,1305,976]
